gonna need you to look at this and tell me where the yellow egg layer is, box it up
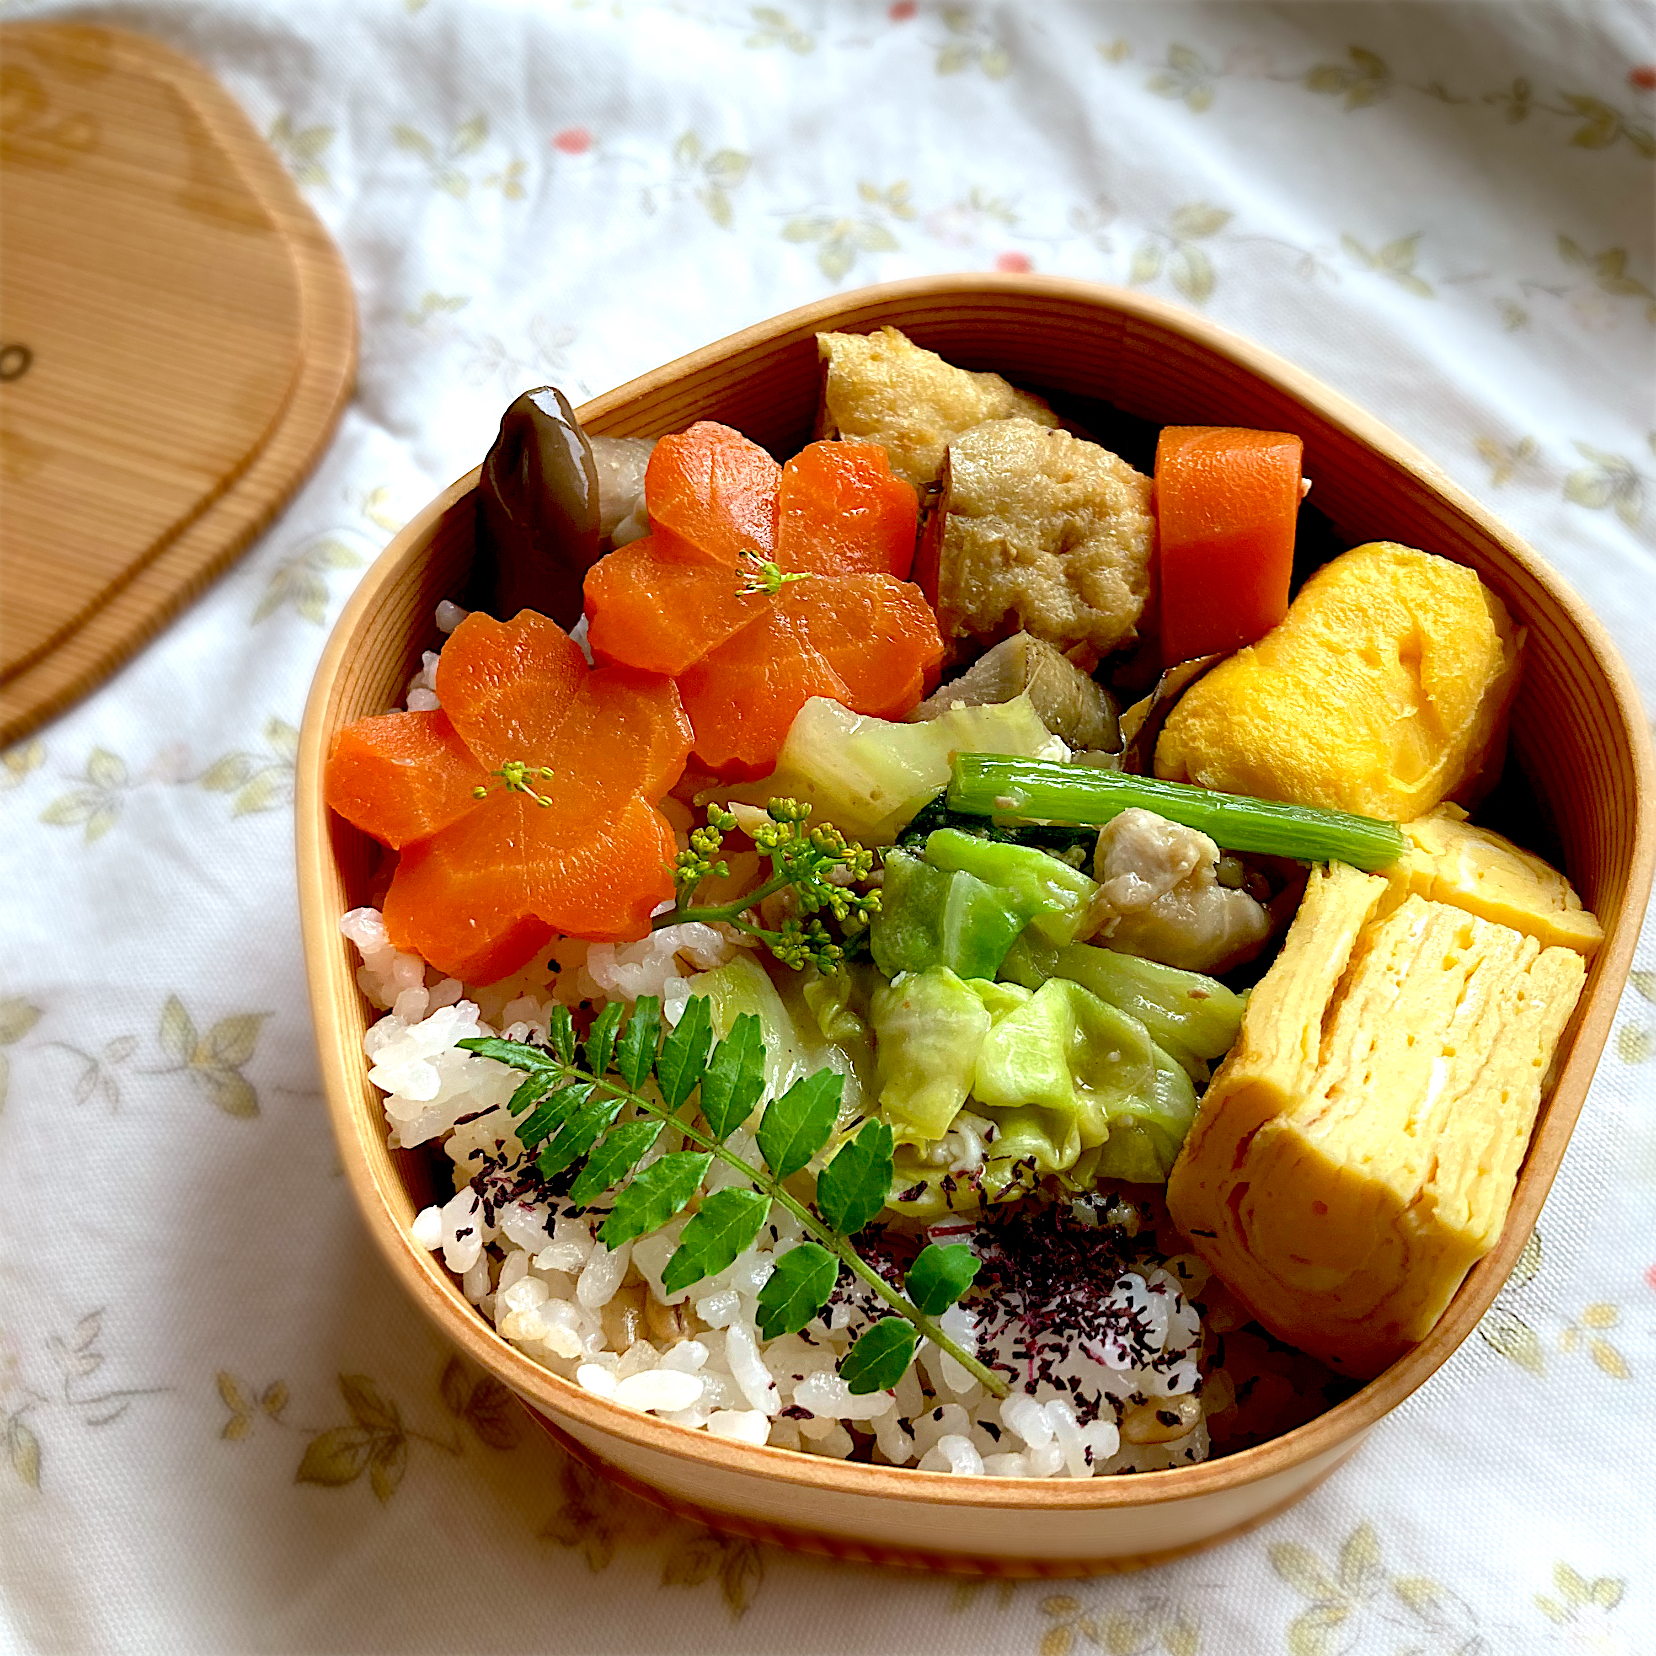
[1390,804,1601,956]
[1155,542,1524,822]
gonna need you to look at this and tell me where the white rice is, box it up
[345,912,1218,1477]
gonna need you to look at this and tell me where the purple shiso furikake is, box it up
[965,1196,1200,1426]
[452,1119,1202,1449]
[825,1194,1201,1434]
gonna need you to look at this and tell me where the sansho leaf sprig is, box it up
[459,994,1003,1398]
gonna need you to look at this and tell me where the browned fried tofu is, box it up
[931,418,1153,662]
[816,326,1058,490]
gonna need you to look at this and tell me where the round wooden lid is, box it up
[0,22,357,744]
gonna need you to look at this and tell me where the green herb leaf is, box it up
[662,1186,771,1294]
[815,1118,894,1236]
[536,1091,625,1179]
[568,1119,664,1207]
[598,1151,714,1250]
[614,995,662,1091]
[546,1005,577,1063]
[656,995,714,1112]
[454,1018,1008,1400]
[905,1243,980,1317]
[838,1317,916,1394]
[458,1034,560,1075]
[756,1070,843,1180]
[585,1000,624,1079]
[505,1072,554,1116]
[518,1081,594,1148]
[698,1012,767,1140]
[754,1241,839,1338]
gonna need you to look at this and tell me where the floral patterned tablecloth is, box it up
[2,2,1654,1652]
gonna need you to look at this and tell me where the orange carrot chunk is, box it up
[645,421,780,566]
[435,609,587,768]
[585,421,945,778]
[676,607,851,779]
[384,797,556,985]
[1155,426,1304,665]
[775,441,919,578]
[540,665,694,815]
[529,794,680,941]
[327,608,691,983]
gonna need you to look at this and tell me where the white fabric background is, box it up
[1,2,1653,1652]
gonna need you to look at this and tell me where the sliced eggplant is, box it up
[1117,654,1223,775]
[907,631,1120,753]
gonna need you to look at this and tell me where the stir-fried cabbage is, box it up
[695,952,865,1120]
[868,969,1026,1143]
[919,828,1097,945]
[872,851,1029,981]
[861,969,1202,1220]
[1000,934,1245,1082]
[974,979,1174,1174]
[719,693,1054,847]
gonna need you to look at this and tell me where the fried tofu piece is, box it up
[816,326,1059,490]
[1155,542,1524,822]
[1168,862,1587,1379]
[927,418,1153,663]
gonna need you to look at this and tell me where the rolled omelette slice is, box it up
[1167,861,1587,1378]
[1154,541,1524,821]
[1389,803,1603,956]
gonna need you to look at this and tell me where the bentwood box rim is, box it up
[297,274,1655,1527]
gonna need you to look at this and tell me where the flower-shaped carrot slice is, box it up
[675,606,852,779]
[326,609,691,984]
[583,423,940,777]
[775,440,918,577]
[646,421,780,565]
[781,573,943,721]
[584,533,768,675]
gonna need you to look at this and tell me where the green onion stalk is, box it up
[947,755,1405,871]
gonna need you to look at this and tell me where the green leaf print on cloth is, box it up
[1271,1522,1472,1655]
[267,114,334,187]
[1128,203,1232,304]
[197,718,299,817]
[156,995,270,1118]
[2,1311,166,1494]
[782,181,915,281]
[253,534,367,626]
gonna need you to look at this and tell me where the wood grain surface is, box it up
[296,275,1655,1568]
[0,22,356,746]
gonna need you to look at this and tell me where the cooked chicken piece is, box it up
[816,326,1058,490]
[930,418,1153,665]
[1086,808,1269,972]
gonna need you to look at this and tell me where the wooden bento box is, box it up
[296,276,1654,1573]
